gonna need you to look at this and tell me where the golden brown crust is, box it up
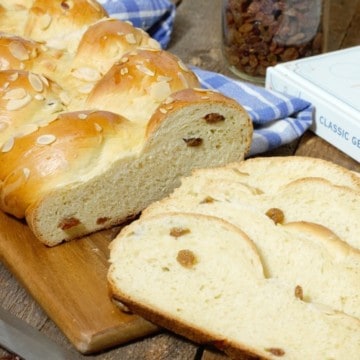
[0,33,41,70]
[85,49,200,122]
[0,110,134,218]
[72,18,160,75]
[0,33,72,87]
[0,69,67,147]
[24,0,107,42]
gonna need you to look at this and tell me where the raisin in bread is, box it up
[108,212,360,360]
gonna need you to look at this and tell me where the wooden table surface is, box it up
[1,1,359,359]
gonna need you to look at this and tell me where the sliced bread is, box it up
[142,189,360,320]
[145,174,360,251]
[108,212,360,360]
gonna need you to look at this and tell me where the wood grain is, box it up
[0,211,158,354]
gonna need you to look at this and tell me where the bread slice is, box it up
[226,156,360,192]
[0,88,251,246]
[108,212,360,360]
[145,173,360,250]
[142,188,360,319]
[176,156,360,194]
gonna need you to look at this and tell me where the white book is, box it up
[265,46,360,162]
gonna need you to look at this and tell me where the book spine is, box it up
[265,67,360,162]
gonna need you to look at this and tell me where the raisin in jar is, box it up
[222,0,329,84]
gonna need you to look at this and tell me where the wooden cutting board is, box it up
[0,211,158,354]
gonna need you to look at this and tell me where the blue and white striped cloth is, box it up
[99,0,313,156]
[97,0,176,49]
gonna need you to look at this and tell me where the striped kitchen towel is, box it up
[99,0,313,156]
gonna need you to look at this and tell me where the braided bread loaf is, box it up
[0,0,253,245]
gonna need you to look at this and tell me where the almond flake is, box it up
[157,75,172,82]
[36,134,56,145]
[201,96,210,100]
[1,82,10,91]
[9,41,29,61]
[39,13,52,30]
[148,81,171,101]
[147,38,160,49]
[120,67,129,75]
[8,72,19,82]
[22,167,31,180]
[3,88,27,100]
[38,74,49,87]
[28,73,44,92]
[34,94,45,100]
[159,108,167,114]
[164,96,174,104]
[120,56,129,63]
[6,94,32,111]
[59,91,70,105]
[72,67,101,82]
[94,122,102,132]
[1,137,14,152]
[78,113,87,120]
[125,33,137,44]
[0,57,10,70]
[136,64,154,76]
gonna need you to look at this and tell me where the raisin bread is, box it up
[145,192,360,316]
[0,1,253,245]
[108,212,360,360]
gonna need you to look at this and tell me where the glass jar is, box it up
[222,0,329,84]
